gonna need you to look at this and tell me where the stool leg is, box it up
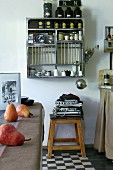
[75,123,79,145]
[77,121,86,157]
[48,119,55,159]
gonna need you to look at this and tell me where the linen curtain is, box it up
[94,88,113,159]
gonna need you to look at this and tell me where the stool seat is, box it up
[47,114,86,158]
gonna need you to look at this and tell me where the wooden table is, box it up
[0,102,44,170]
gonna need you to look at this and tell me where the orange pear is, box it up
[4,102,18,122]
[16,104,33,118]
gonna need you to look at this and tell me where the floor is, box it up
[42,146,113,170]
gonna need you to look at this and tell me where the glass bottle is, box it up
[58,32,64,40]
[107,27,111,41]
[104,73,110,86]
[107,27,111,47]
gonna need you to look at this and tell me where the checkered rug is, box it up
[42,152,95,170]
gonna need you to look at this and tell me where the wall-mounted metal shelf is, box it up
[26,18,85,78]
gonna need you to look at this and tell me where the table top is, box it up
[0,102,43,170]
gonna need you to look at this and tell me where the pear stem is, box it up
[24,138,31,141]
[29,112,34,117]
[8,101,10,105]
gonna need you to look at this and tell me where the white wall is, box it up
[0,0,112,145]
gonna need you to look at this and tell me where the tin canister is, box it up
[45,20,53,28]
[37,20,44,28]
[78,22,82,28]
[54,21,60,28]
[62,22,67,28]
[70,21,74,28]
[78,19,83,28]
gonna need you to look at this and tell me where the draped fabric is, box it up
[94,88,113,159]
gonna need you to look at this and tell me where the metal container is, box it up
[76,79,87,89]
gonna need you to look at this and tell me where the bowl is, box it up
[21,96,29,104]
[23,99,34,106]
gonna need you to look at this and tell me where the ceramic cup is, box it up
[62,71,66,76]
[70,71,74,76]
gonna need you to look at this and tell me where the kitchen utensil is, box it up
[76,79,87,89]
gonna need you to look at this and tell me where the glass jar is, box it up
[55,7,64,18]
[70,33,74,40]
[58,32,64,40]
[73,32,78,40]
[65,7,73,18]
[43,2,52,18]
[74,6,82,18]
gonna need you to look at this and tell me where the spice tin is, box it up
[70,21,74,28]
[45,20,53,29]
[37,20,44,29]
[54,22,60,28]
[62,22,67,28]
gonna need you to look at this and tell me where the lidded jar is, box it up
[74,6,82,18]
[65,7,73,18]
[55,7,64,18]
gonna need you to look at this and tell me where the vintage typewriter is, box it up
[53,93,83,118]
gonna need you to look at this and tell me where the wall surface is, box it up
[0,0,112,146]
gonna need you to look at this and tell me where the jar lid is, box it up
[66,7,72,10]
[57,7,63,10]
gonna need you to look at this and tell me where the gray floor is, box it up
[85,147,113,170]
[42,146,113,170]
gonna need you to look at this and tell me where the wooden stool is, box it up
[48,114,86,158]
